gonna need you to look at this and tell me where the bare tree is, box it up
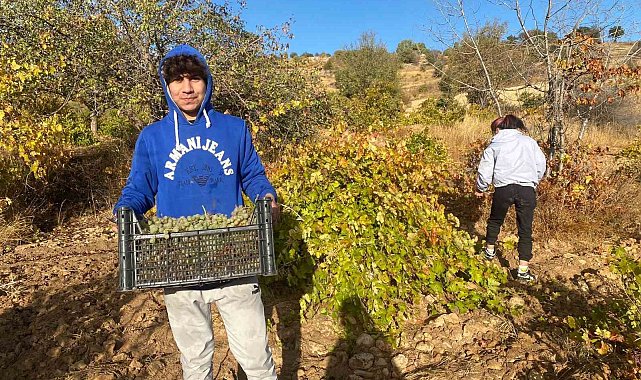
[507,0,641,161]
[429,0,508,115]
[429,0,641,168]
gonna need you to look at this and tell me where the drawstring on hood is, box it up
[172,109,211,149]
[160,44,214,149]
[173,110,179,149]
[204,111,211,128]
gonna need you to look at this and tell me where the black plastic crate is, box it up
[117,199,276,291]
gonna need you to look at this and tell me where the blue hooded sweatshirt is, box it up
[114,45,276,217]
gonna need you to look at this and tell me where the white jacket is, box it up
[476,129,547,192]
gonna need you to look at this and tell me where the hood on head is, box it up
[158,44,214,124]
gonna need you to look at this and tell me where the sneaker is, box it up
[516,269,537,282]
[483,247,496,260]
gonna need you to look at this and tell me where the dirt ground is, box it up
[0,204,634,380]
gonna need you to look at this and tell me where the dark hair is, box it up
[490,116,504,133]
[162,55,207,83]
[492,114,527,132]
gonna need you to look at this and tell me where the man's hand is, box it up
[474,191,486,198]
[270,198,281,225]
[109,214,118,233]
[264,194,281,225]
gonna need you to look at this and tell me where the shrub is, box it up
[540,144,614,212]
[215,54,336,160]
[406,132,449,157]
[334,84,403,131]
[611,242,641,341]
[98,109,139,144]
[61,102,95,146]
[332,32,400,99]
[563,240,641,378]
[518,91,546,112]
[271,126,507,337]
[402,97,466,126]
[617,133,641,182]
[0,58,68,182]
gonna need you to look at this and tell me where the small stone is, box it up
[72,360,87,370]
[487,358,503,370]
[445,313,461,323]
[433,315,446,327]
[112,352,130,362]
[332,350,349,365]
[369,346,383,358]
[356,333,375,347]
[416,341,434,352]
[296,368,305,378]
[307,340,330,356]
[391,354,408,373]
[349,352,375,370]
[128,358,143,370]
[353,369,375,378]
[374,357,388,367]
[46,346,61,358]
[375,339,390,352]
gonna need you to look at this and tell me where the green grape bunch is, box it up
[142,205,254,235]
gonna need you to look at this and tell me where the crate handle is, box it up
[117,207,136,291]
[257,199,277,276]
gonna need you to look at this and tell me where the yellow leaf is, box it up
[30,160,39,174]
[597,341,610,355]
[566,316,577,329]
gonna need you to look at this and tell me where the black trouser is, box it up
[485,184,536,262]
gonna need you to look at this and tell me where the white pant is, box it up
[164,276,277,380]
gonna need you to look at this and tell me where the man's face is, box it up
[168,74,206,119]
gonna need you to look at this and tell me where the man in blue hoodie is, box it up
[114,45,278,379]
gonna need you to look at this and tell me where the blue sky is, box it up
[238,0,640,54]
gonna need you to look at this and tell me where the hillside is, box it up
[2,139,639,379]
[2,44,641,380]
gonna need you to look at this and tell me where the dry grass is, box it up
[424,113,493,161]
[0,214,33,251]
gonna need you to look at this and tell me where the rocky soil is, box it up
[0,210,630,380]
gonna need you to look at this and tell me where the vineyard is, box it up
[2,1,641,379]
